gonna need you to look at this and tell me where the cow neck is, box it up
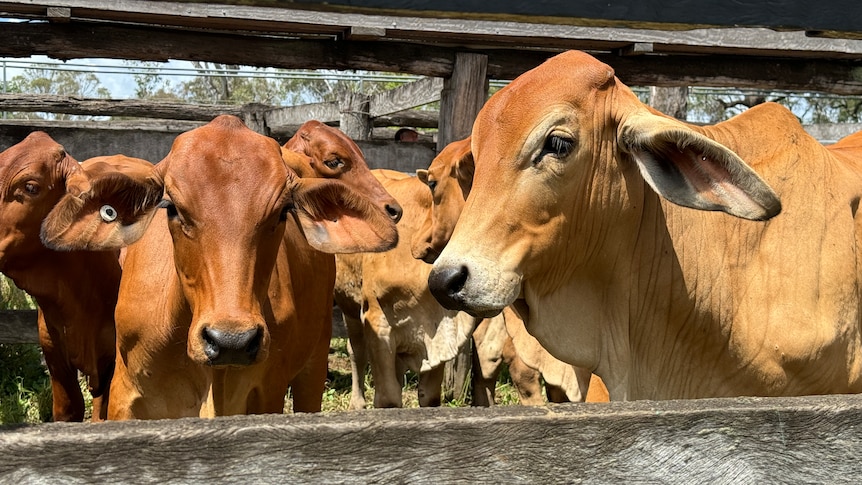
[8,249,119,305]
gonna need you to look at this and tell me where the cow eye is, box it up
[324,158,344,170]
[426,179,438,192]
[157,199,178,219]
[23,182,40,195]
[541,135,574,159]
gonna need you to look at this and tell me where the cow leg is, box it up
[344,311,369,410]
[504,337,545,406]
[470,319,502,407]
[37,311,84,422]
[544,384,570,403]
[87,353,116,422]
[365,308,403,408]
[417,365,445,407]
[290,333,329,413]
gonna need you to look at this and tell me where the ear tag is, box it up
[99,205,118,222]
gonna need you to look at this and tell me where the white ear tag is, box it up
[99,205,118,222]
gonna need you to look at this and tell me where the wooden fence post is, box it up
[339,89,372,141]
[241,103,271,136]
[649,86,689,120]
[437,52,488,151]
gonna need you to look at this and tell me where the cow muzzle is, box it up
[200,325,264,366]
[428,257,520,319]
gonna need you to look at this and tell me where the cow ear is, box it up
[416,169,429,185]
[41,156,164,251]
[454,151,474,199]
[618,112,781,221]
[289,178,398,253]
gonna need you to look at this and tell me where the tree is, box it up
[127,60,182,102]
[7,67,110,120]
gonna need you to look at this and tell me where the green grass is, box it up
[0,276,53,424]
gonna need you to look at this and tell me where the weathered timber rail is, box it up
[2,394,861,482]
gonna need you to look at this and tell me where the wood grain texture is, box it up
[2,394,861,482]
[3,21,862,91]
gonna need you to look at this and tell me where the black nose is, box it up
[202,326,262,366]
[386,202,403,223]
[428,264,469,310]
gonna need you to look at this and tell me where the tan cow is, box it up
[40,115,397,419]
[0,133,118,421]
[413,136,608,404]
[334,169,475,408]
[428,50,862,400]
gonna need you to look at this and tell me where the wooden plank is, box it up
[368,77,444,118]
[2,394,862,482]
[251,0,862,38]
[0,93,239,122]
[4,21,862,93]
[0,118,204,133]
[263,102,341,132]
[4,0,862,50]
[0,22,460,78]
[0,310,37,344]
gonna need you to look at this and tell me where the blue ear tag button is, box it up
[99,205,118,222]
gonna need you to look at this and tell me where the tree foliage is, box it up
[6,68,110,120]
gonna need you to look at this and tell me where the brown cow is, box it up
[428,50,862,400]
[40,115,397,419]
[413,136,608,404]
[282,120,403,222]
[278,120,404,410]
[0,132,118,421]
[334,169,475,408]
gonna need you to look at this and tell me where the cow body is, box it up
[334,169,474,408]
[41,116,397,419]
[429,50,862,400]
[0,133,118,421]
[414,137,609,404]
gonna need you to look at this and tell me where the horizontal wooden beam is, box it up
[3,0,862,51]
[263,102,342,131]
[2,394,861,482]
[0,93,239,122]
[0,21,460,78]
[3,21,862,94]
[368,77,444,118]
[283,0,862,38]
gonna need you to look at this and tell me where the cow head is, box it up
[41,115,398,367]
[0,132,80,275]
[283,120,403,223]
[428,50,781,318]
[411,137,474,263]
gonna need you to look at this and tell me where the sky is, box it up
[1,55,197,98]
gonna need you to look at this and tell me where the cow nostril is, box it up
[428,264,469,309]
[201,326,263,366]
[386,203,403,223]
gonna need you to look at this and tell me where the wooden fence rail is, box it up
[2,394,861,482]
